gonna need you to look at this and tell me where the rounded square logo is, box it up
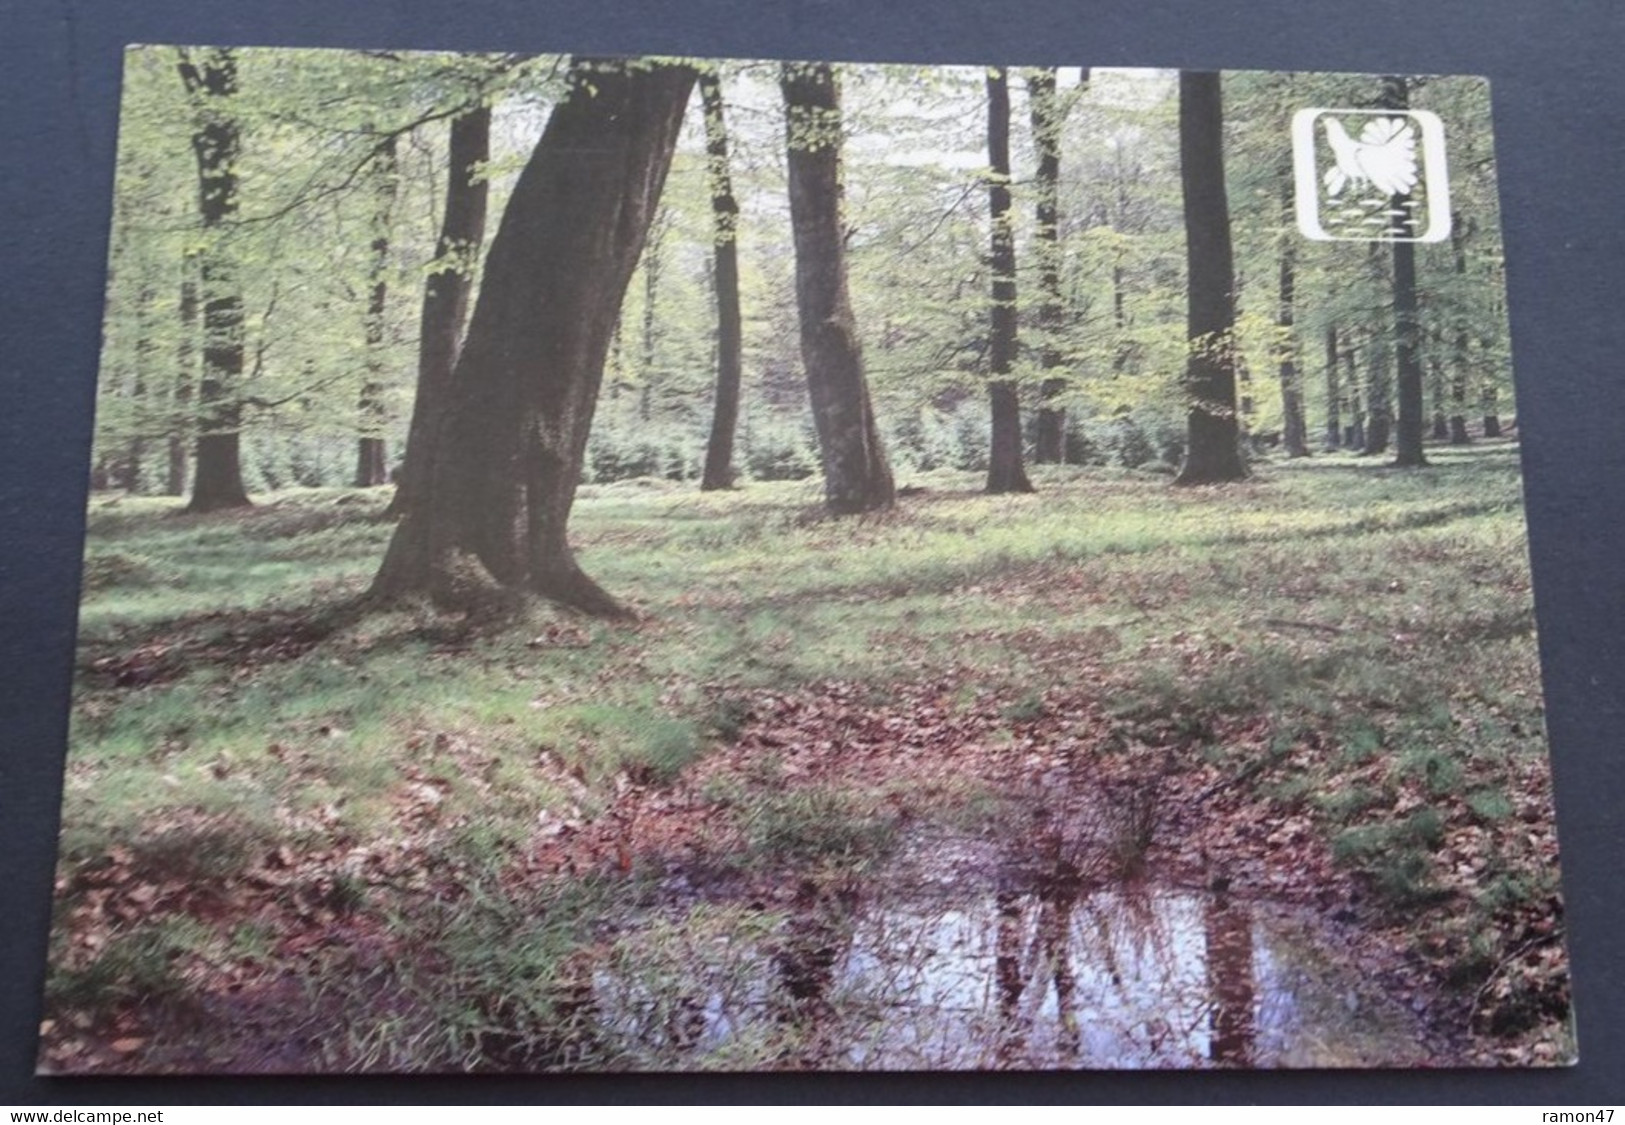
[1292,108,1451,242]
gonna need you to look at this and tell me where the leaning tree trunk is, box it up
[1276,183,1309,457]
[178,47,251,512]
[781,62,895,514]
[1385,76,1428,468]
[1173,71,1247,485]
[985,67,1034,494]
[370,59,696,616]
[1030,67,1074,465]
[388,104,491,517]
[699,72,743,491]
[356,133,400,488]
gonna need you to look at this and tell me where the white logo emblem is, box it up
[1293,108,1451,242]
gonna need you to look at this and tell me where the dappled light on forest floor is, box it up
[42,455,1572,1073]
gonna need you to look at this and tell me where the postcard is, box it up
[39,47,1573,1072]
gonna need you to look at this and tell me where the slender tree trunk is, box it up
[1384,77,1428,467]
[1430,357,1451,439]
[370,59,697,615]
[985,67,1033,494]
[168,265,197,496]
[1362,243,1393,455]
[1323,325,1341,450]
[124,283,158,492]
[389,104,491,517]
[1449,212,1473,444]
[1483,385,1502,437]
[1029,67,1071,464]
[1344,345,1365,449]
[178,48,251,512]
[1174,71,1246,485]
[640,214,664,425]
[781,62,895,514]
[699,73,744,491]
[1276,186,1309,457]
[356,133,399,488]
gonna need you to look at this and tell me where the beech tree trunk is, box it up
[355,134,399,488]
[389,104,491,517]
[1344,345,1365,449]
[370,59,696,615]
[781,62,895,515]
[1385,77,1428,467]
[985,67,1034,494]
[1449,212,1473,444]
[1483,386,1502,437]
[1173,71,1247,485]
[168,266,197,496]
[699,73,743,491]
[1030,67,1072,465]
[1323,325,1341,450]
[1276,185,1309,457]
[178,48,251,512]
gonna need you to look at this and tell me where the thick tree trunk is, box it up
[1029,67,1070,465]
[388,105,491,517]
[1276,186,1309,457]
[178,48,251,512]
[1173,71,1246,485]
[1323,325,1341,450]
[370,59,696,615]
[699,73,743,492]
[781,62,895,514]
[985,67,1033,494]
[355,134,399,488]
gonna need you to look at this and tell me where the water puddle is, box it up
[588,829,1434,1069]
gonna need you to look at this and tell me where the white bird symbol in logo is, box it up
[1322,116,1418,198]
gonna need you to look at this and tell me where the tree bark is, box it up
[1276,184,1309,457]
[781,62,895,514]
[388,104,491,517]
[178,48,251,512]
[355,133,399,488]
[1362,244,1393,455]
[1030,67,1072,465]
[370,58,697,615]
[1173,72,1247,485]
[1385,77,1428,468]
[985,67,1034,494]
[699,72,743,491]
[1323,325,1341,450]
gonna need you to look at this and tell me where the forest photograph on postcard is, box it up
[39,47,1573,1073]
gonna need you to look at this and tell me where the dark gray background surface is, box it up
[3,0,1621,1103]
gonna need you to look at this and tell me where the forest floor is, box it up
[39,439,1573,1072]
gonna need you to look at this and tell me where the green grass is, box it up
[49,441,1564,1068]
